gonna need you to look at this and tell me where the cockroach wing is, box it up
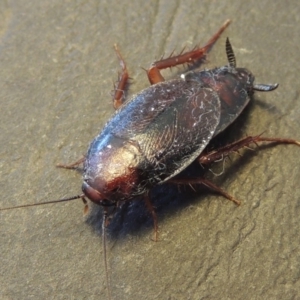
[99,79,221,183]
[136,85,221,182]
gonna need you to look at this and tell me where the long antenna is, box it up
[0,195,84,211]
[102,208,112,300]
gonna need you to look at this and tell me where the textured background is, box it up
[1,1,300,299]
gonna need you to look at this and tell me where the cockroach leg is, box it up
[199,134,300,165]
[81,196,89,215]
[113,44,129,109]
[146,19,231,85]
[56,156,85,169]
[169,177,241,205]
[144,193,159,241]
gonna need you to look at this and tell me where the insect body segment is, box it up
[146,19,231,84]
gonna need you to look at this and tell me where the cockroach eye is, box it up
[81,181,104,205]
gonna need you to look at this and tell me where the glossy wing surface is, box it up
[101,78,221,182]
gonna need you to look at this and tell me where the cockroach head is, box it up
[82,181,115,207]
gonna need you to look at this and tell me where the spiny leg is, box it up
[172,135,300,206]
[112,44,130,109]
[169,177,241,205]
[147,19,231,84]
[198,134,300,165]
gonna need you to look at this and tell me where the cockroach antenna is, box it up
[102,207,112,300]
[0,194,86,211]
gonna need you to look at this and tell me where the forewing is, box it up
[103,79,220,182]
[137,85,221,181]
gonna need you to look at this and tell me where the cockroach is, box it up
[1,19,300,299]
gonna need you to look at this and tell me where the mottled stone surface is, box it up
[1,1,300,299]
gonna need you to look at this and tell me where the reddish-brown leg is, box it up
[112,44,129,109]
[56,157,88,214]
[81,196,89,215]
[144,193,159,241]
[56,156,85,169]
[169,177,241,205]
[147,19,231,84]
[169,135,300,206]
[56,47,128,172]
[199,134,300,165]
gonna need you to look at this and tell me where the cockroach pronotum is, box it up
[1,19,299,299]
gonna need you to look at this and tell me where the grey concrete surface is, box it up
[1,1,300,299]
